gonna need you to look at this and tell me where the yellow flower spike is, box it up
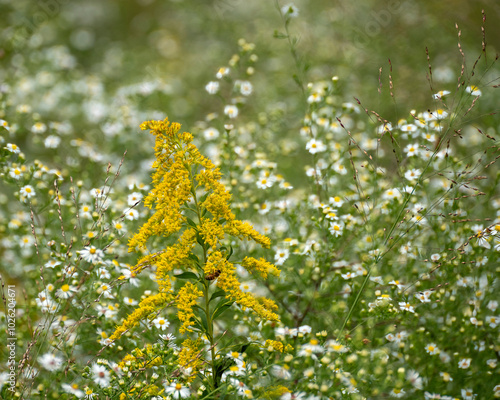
[177,282,203,334]
[263,386,291,398]
[178,338,203,383]
[109,292,171,341]
[199,217,225,248]
[225,220,271,248]
[112,119,280,391]
[265,339,285,352]
[242,256,280,279]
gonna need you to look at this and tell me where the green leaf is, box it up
[192,304,209,332]
[212,300,234,320]
[214,357,235,387]
[226,245,233,260]
[199,192,210,203]
[273,30,288,39]
[210,289,226,303]
[191,318,203,332]
[196,233,205,247]
[174,271,199,280]
[199,309,209,334]
[292,74,302,87]
[186,217,197,228]
[188,253,200,263]
[239,343,250,353]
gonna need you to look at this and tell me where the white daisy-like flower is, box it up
[123,297,138,306]
[6,143,21,154]
[416,290,432,303]
[44,259,61,269]
[38,353,64,371]
[403,143,419,157]
[333,162,347,175]
[224,105,238,119]
[9,167,23,180]
[432,90,450,99]
[485,316,499,328]
[164,382,190,399]
[404,168,421,181]
[425,343,439,355]
[216,67,229,79]
[127,192,143,206]
[458,358,471,369]
[432,109,448,119]
[80,246,104,263]
[44,135,61,148]
[125,209,139,220]
[329,221,344,237]
[274,248,289,266]
[56,284,77,299]
[466,85,481,96]
[281,3,299,18]
[205,81,219,94]
[203,127,220,141]
[329,196,344,207]
[92,364,111,387]
[90,188,104,198]
[307,92,322,103]
[239,80,253,96]
[399,301,415,313]
[256,175,275,189]
[0,119,10,131]
[31,122,47,134]
[61,383,84,398]
[20,185,36,199]
[152,316,170,330]
[305,138,326,154]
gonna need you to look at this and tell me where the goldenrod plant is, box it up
[108,119,281,397]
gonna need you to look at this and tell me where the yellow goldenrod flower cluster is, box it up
[262,385,290,398]
[118,344,162,370]
[109,292,171,341]
[177,282,203,333]
[178,338,204,383]
[111,118,281,386]
[242,256,280,279]
[264,340,293,353]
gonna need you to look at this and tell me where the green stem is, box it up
[204,279,217,390]
[190,170,218,392]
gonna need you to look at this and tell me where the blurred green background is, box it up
[0,0,498,182]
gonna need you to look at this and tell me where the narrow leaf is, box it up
[174,271,199,280]
[213,301,234,320]
[210,289,226,303]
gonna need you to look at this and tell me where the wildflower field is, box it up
[1,1,500,399]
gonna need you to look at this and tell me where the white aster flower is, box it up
[306,138,326,154]
[224,105,239,119]
[281,3,299,18]
[20,185,36,199]
[205,81,219,94]
[80,246,104,263]
[38,353,64,371]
